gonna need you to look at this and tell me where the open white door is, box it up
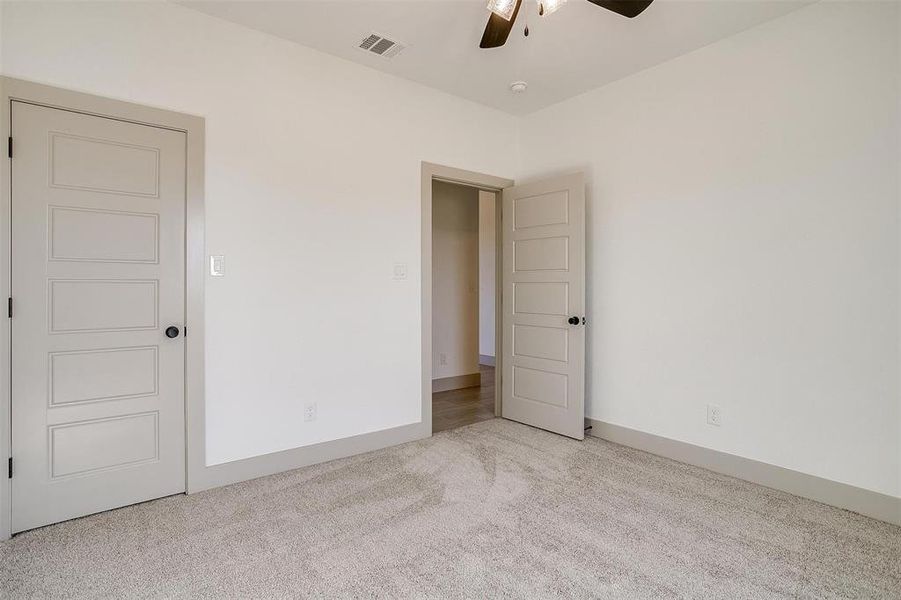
[501,173,585,439]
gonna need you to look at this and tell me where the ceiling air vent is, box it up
[358,32,406,59]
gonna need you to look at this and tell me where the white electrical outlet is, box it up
[439,353,447,366]
[392,263,407,280]
[707,404,722,427]
[304,402,317,423]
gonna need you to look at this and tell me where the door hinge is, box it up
[7,297,11,318]
[7,137,11,159]
[7,457,11,479]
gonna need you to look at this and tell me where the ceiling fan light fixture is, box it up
[539,0,566,16]
[487,0,518,21]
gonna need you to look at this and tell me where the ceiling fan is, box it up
[480,0,654,48]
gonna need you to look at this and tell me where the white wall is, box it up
[519,1,900,498]
[432,181,480,380]
[479,190,496,360]
[0,1,518,465]
[2,0,898,503]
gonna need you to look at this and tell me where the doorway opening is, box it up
[421,163,587,442]
[430,181,498,433]
[420,162,513,437]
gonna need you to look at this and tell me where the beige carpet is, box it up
[2,418,899,599]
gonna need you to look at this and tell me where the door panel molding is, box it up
[502,172,586,439]
[0,77,205,540]
[12,99,186,531]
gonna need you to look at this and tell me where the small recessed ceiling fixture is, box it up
[510,81,528,93]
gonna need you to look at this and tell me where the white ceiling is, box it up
[179,0,812,115]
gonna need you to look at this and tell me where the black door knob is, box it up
[165,326,180,338]
[568,316,580,325]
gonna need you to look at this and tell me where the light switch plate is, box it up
[210,255,225,277]
[393,263,407,280]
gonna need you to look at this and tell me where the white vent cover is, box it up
[358,32,406,59]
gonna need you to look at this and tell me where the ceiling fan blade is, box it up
[586,0,654,18]
[479,0,523,48]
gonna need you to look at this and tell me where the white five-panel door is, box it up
[502,173,586,439]
[11,101,186,532]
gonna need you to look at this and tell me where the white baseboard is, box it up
[479,354,496,367]
[432,372,481,393]
[188,421,429,494]
[586,418,901,526]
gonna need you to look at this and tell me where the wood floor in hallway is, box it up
[432,364,495,433]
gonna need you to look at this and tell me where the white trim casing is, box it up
[1,77,10,542]
[0,78,205,540]
[421,162,513,430]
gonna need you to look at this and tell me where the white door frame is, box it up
[0,78,205,541]
[421,162,514,431]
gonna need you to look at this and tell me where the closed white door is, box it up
[11,101,186,533]
[502,173,585,439]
